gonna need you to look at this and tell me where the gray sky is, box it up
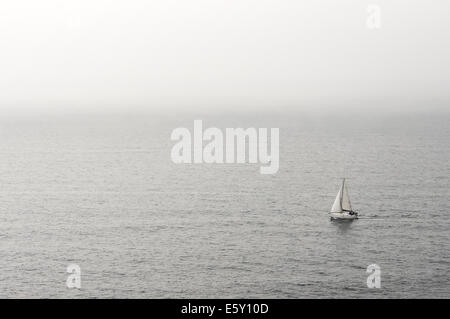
[0,0,449,113]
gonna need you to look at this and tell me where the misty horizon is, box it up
[1,0,449,114]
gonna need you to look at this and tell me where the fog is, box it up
[0,0,449,114]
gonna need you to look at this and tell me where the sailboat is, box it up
[330,179,358,220]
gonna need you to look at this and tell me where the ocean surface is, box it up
[0,111,449,298]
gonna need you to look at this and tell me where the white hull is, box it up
[330,212,358,220]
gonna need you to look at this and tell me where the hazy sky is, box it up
[0,0,449,113]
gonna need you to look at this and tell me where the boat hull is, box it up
[330,212,358,220]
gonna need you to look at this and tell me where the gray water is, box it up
[0,111,449,298]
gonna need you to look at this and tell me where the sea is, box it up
[0,110,449,298]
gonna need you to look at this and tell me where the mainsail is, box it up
[342,181,352,211]
[330,179,352,213]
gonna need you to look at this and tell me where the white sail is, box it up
[329,179,358,219]
[342,181,352,211]
[330,186,343,213]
